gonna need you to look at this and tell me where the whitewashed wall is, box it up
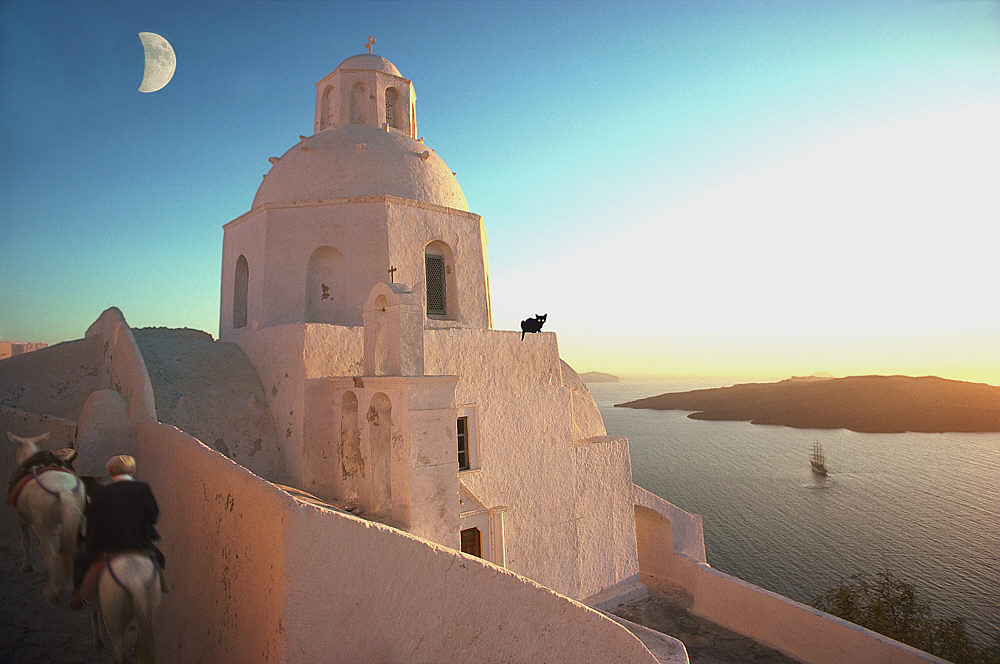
[633,485,949,664]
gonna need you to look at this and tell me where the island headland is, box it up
[580,372,619,383]
[616,375,1000,433]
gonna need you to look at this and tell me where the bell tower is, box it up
[313,39,417,137]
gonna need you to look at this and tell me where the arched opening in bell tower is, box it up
[350,81,368,125]
[320,85,336,130]
[385,87,400,129]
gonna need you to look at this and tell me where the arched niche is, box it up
[350,81,368,125]
[424,240,457,319]
[233,255,249,329]
[339,391,362,504]
[369,392,393,516]
[372,293,389,375]
[305,246,344,324]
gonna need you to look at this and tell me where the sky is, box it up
[1,1,998,384]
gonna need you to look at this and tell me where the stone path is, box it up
[611,587,803,664]
[0,517,109,663]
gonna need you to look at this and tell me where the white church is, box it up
[218,49,641,602]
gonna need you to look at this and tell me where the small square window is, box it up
[460,527,482,558]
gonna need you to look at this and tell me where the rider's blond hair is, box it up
[105,454,136,476]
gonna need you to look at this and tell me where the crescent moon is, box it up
[138,32,176,93]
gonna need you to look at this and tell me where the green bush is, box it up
[812,571,999,664]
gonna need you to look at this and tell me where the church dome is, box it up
[252,124,469,211]
[335,53,401,76]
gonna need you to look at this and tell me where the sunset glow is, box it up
[1,1,997,384]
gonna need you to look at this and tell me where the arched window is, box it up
[425,241,456,319]
[350,81,368,125]
[385,87,400,129]
[233,255,249,329]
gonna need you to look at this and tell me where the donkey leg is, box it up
[134,589,159,664]
[102,606,129,664]
[100,582,132,664]
[57,517,78,599]
[36,530,64,604]
[90,605,105,652]
[17,518,32,572]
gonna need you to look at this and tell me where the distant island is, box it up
[580,372,619,383]
[616,375,1000,433]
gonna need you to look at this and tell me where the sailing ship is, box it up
[810,442,828,475]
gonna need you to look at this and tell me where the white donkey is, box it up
[86,552,162,664]
[7,431,86,604]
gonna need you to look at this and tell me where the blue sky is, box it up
[2,1,998,381]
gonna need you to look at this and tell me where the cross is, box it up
[388,265,397,283]
[366,35,376,54]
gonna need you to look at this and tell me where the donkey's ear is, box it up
[8,431,51,447]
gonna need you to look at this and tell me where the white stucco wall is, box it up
[221,196,490,340]
[139,422,288,664]
[240,320,639,601]
[425,327,640,600]
[231,322,363,486]
[385,201,490,329]
[282,498,656,664]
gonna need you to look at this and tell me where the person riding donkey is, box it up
[71,455,167,610]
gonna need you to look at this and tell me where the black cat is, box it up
[520,314,547,340]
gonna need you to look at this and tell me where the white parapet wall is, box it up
[633,485,950,664]
[85,307,157,427]
[138,419,660,663]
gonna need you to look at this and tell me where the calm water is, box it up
[589,377,1000,644]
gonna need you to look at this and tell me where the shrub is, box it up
[813,571,999,664]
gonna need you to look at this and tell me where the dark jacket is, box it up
[86,479,160,555]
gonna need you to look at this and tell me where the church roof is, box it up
[252,124,469,211]
[335,53,401,77]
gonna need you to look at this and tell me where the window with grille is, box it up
[457,416,470,470]
[425,253,446,316]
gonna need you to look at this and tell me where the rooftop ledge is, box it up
[225,194,482,229]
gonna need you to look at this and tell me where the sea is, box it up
[587,376,1000,645]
